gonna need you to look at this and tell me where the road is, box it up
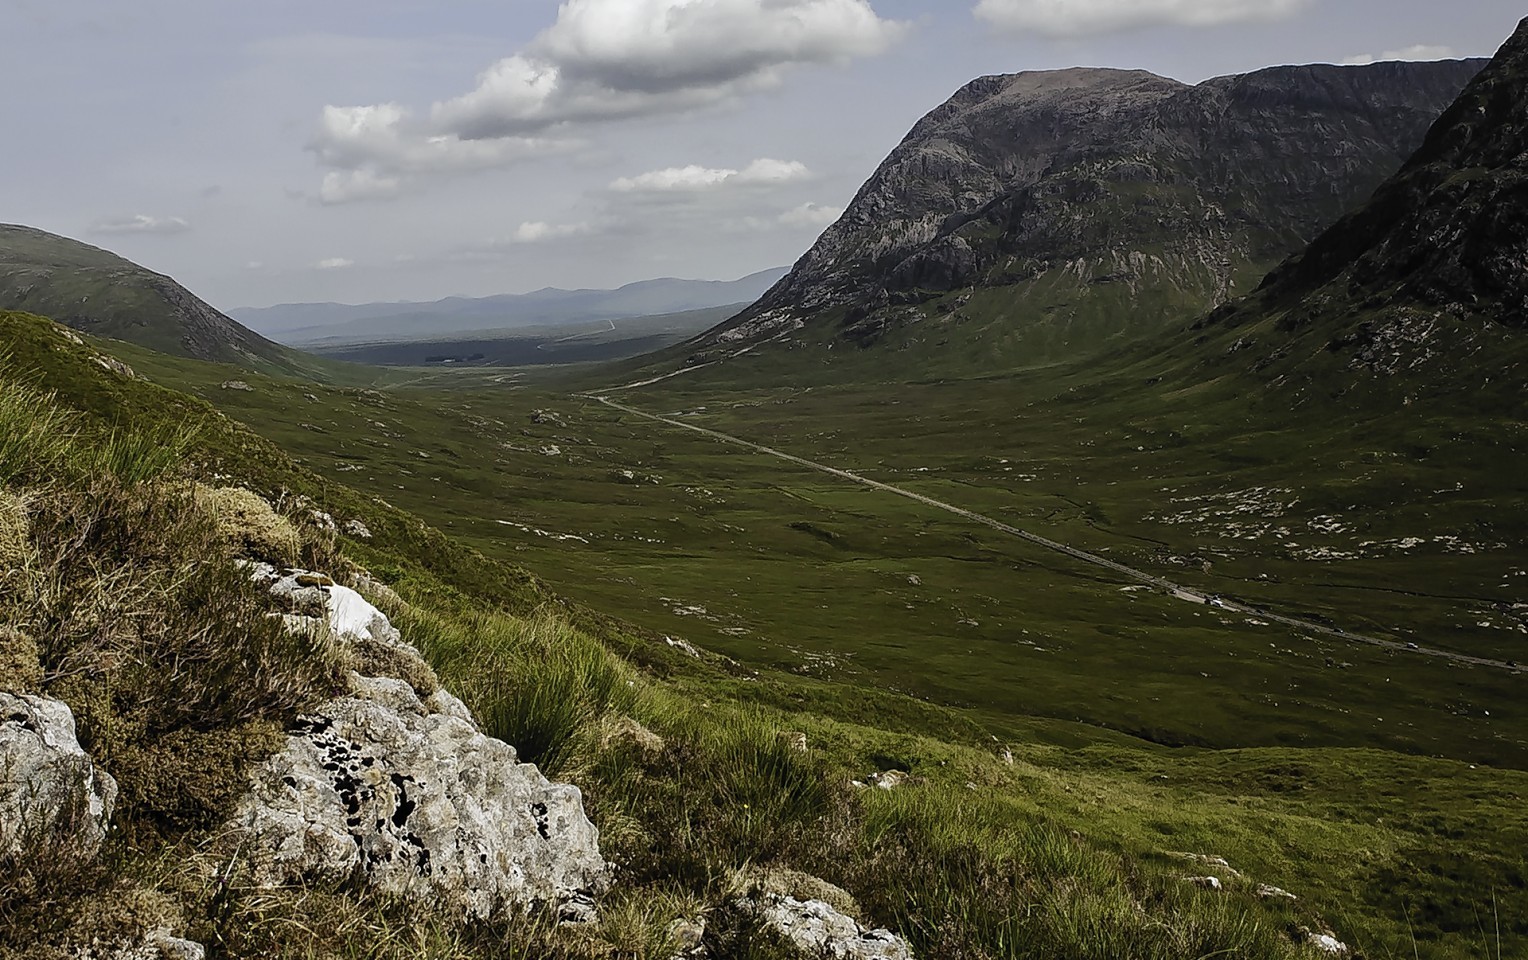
[585,394,1523,675]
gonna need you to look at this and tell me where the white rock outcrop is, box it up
[748,895,914,960]
[231,565,610,920]
[0,693,118,861]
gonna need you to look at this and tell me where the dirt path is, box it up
[585,394,1523,675]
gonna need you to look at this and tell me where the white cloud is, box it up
[610,157,810,192]
[316,257,355,270]
[514,221,591,243]
[974,0,1311,37]
[309,1,901,199]
[308,102,568,204]
[88,214,191,236]
[434,0,904,139]
[778,201,842,228]
[1342,44,1458,66]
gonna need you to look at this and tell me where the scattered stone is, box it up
[77,927,208,960]
[539,445,563,457]
[531,410,566,427]
[220,380,254,392]
[1256,883,1298,901]
[664,636,702,658]
[309,509,337,533]
[94,356,136,379]
[0,693,118,862]
[1303,931,1350,955]
[601,715,665,755]
[351,571,405,615]
[1168,852,1241,877]
[344,519,374,539]
[866,770,913,791]
[906,575,921,586]
[783,731,809,753]
[304,393,319,402]
[745,895,914,960]
[1186,876,1223,891]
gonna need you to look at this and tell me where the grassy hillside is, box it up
[27,306,1525,956]
[0,224,348,381]
[0,314,1522,959]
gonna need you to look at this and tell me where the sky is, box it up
[1,1,1522,310]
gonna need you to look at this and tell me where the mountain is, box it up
[682,59,1485,367]
[0,224,306,372]
[1185,18,1528,406]
[232,267,790,345]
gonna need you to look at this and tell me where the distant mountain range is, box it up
[231,268,790,346]
[681,58,1486,370]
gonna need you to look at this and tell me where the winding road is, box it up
[585,394,1523,675]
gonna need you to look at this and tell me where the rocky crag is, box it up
[690,58,1484,358]
[1190,17,1528,391]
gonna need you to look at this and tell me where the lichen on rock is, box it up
[230,565,610,921]
[230,672,609,919]
[0,692,118,862]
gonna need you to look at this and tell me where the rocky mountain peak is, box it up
[691,57,1486,362]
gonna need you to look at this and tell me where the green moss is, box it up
[193,484,301,565]
[348,635,440,697]
[111,722,285,838]
[0,627,41,693]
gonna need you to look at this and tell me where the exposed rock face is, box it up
[747,895,914,960]
[232,674,609,920]
[231,564,610,920]
[1250,18,1528,328]
[0,693,118,861]
[694,59,1484,355]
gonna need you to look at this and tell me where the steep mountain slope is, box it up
[0,224,316,374]
[680,58,1484,368]
[233,267,789,344]
[1186,17,1528,405]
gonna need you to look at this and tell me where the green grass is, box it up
[4,304,1526,956]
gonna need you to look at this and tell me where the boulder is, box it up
[230,673,609,919]
[231,566,609,920]
[0,693,118,861]
[746,895,914,960]
[344,519,374,540]
[72,928,207,960]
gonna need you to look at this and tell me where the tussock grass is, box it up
[403,608,637,778]
[91,420,201,487]
[0,379,75,486]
